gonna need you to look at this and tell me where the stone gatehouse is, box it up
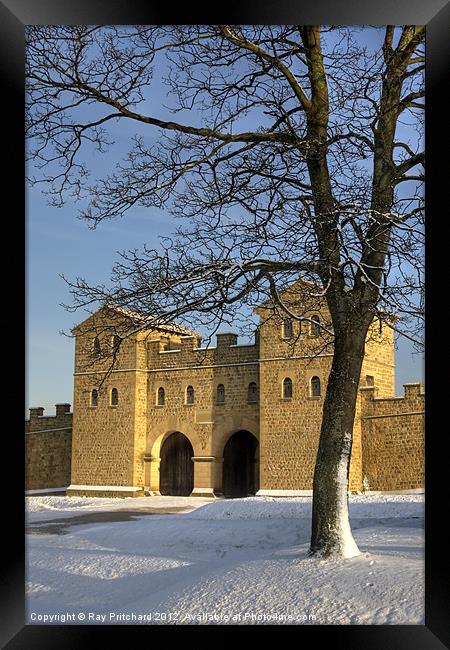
[26,290,424,498]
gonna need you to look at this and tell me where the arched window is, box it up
[157,387,165,406]
[111,388,119,406]
[311,315,320,337]
[93,336,101,355]
[283,318,293,338]
[311,376,321,397]
[111,335,121,352]
[186,385,195,405]
[366,375,374,387]
[283,377,293,399]
[91,389,98,407]
[216,384,225,404]
[248,382,258,403]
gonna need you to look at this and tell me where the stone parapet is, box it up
[360,383,424,491]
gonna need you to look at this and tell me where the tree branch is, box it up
[395,152,424,177]
[218,25,312,113]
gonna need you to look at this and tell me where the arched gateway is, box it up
[222,430,259,498]
[159,432,194,496]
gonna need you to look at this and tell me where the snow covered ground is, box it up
[26,494,424,625]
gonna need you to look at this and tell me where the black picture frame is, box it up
[4,1,449,646]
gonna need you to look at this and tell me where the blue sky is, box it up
[26,26,424,417]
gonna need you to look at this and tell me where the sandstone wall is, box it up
[25,404,72,490]
[360,383,425,491]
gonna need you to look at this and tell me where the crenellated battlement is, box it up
[360,382,424,416]
[25,403,73,492]
[147,332,259,370]
[26,403,73,433]
[360,382,424,492]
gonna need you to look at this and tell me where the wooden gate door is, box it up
[222,430,259,498]
[159,432,194,496]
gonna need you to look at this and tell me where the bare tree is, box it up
[26,25,424,558]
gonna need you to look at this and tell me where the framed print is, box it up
[3,0,449,646]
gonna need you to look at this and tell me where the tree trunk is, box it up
[309,327,368,558]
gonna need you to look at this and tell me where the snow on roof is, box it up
[100,304,201,338]
[71,304,202,338]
